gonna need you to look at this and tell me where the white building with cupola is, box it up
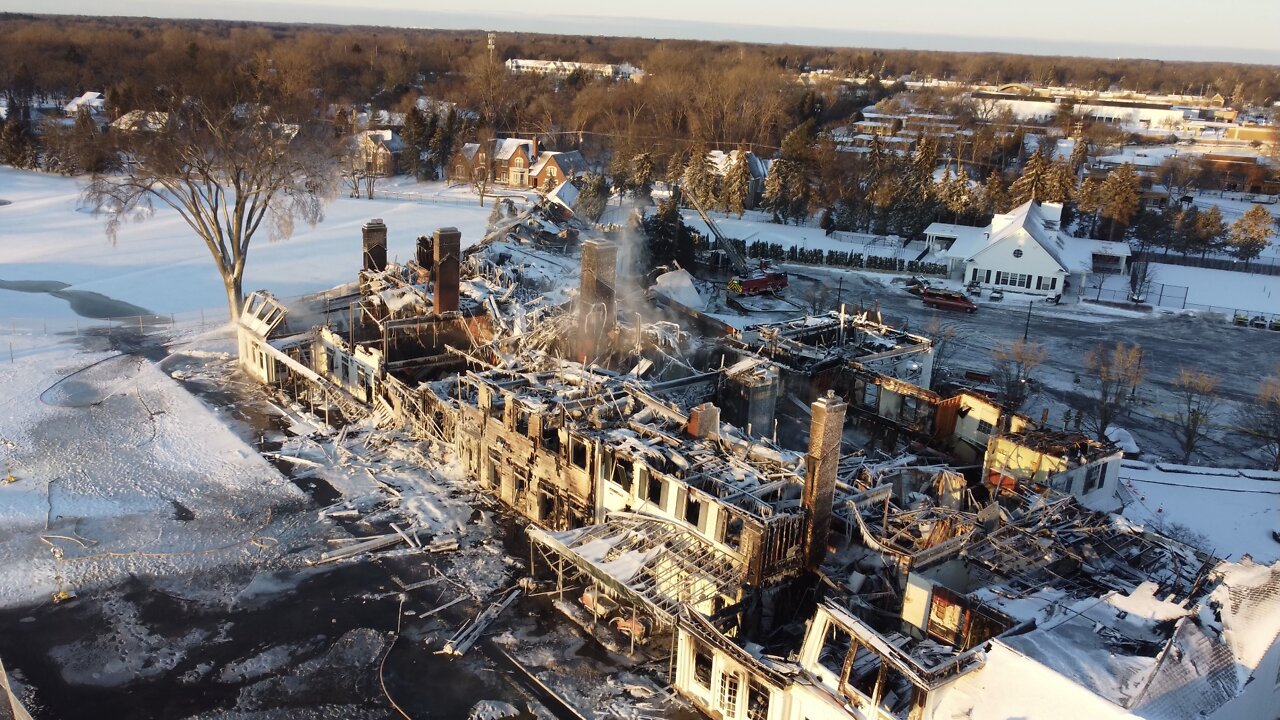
[924,201,1129,298]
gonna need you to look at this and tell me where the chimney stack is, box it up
[687,403,721,440]
[579,240,617,325]
[416,235,434,270]
[432,227,461,315]
[362,219,388,273]
[804,391,847,571]
[578,239,618,360]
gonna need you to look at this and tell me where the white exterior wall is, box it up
[965,229,1067,297]
[315,328,383,403]
[993,98,1187,130]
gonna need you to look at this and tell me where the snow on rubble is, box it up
[0,332,309,609]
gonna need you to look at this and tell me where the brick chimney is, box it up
[414,234,434,284]
[362,219,387,273]
[578,239,618,361]
[432,227,461,314]
[687,403,721,440]
[804,391,847,571]
[579,240,617,324]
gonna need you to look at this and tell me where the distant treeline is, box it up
[2,13,1278,110]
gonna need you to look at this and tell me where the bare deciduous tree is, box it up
[923,316,959,388]
[1169,368,1220,463]
[85,98,338,320]
[1082,342,1145,440]
[991,339,1047,413]
[1235,371,1280,471]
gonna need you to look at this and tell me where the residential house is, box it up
[924,200,1130,296]
[63,91,105,117]
[449,137,537,187]
[355,129,404,176]
[109,109,169,133]
[530,150,590,190]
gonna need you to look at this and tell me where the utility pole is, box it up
[1023,300,1032,342]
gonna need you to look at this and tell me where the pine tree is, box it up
[429,108,459,181]
[1076,176,1103,238]
[574,172,610,223]
[944,167,976,223]
[682,144,717,210]
[763,158,812,225]
[981,170,1009,215]
[630,152,655,200]
[1098,162,1141,240]
[1228,205,1276,265]
[1069,138,1088,174]
[400,106,427,177]
[0,112,38,169]
[1193,206,1228,255]
[722,147,753,217]
[1008,149,1052,206]
[1044,161,1076,204]
[420,109,439,179]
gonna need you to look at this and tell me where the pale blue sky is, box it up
[10,0,1279,64]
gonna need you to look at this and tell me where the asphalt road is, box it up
[788,265,1280,466]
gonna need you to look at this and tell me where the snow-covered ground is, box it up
[0,330,310,609]
[1102,262,1280,314]
[1120,461,1280,563]
[0,169,495,324]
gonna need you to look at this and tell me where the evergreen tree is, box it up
[1068,138,1088,174]
[1076,176,1103,238]
[1170,205,1199,254]
[400,106,428,177]
[682,144,718,211]
[1227,204,1275,265]
[630,151,655,200]
[721,147,753,217]
[429,108,459,180]
[1008,149,1052,206]
[762,158,813,225]
[417,109,439,178]
[1044,160,1077,204]
[981,170,1009,215]
[574,172,611,223]
[0,112,38,169]
[1193,205,1228,255]
[1099,162,1141,240]
[943,167,977,223]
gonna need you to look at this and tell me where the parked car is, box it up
[1234,313,1249,327]
[988,288,1005,302]
[921,288,978,313]
[1251,315,1269,329]
[1270,318,1280,331]
[965,281,982,295]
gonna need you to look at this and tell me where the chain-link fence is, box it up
[1085,280,1189,309]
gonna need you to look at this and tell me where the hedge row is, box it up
[741,240,948,276]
